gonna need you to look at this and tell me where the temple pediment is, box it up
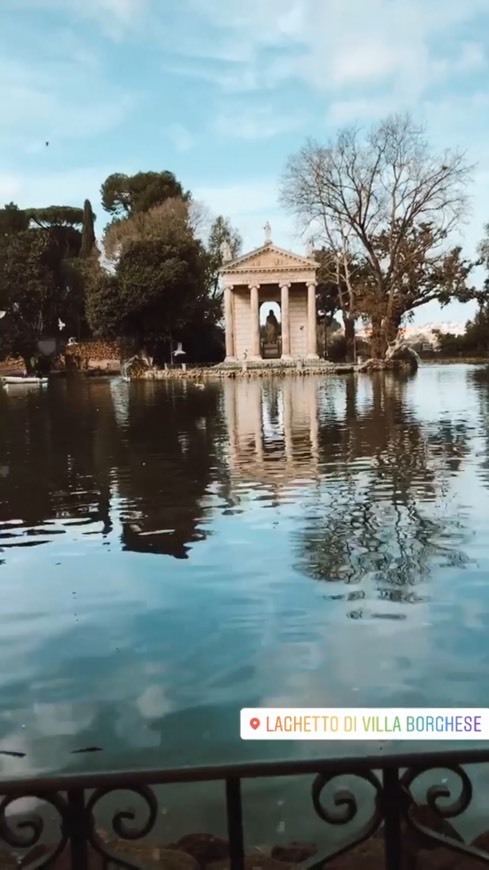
[220,244,317,275]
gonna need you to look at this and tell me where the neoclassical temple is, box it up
[219,224,319,362]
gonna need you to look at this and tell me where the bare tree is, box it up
[280,114,475,357]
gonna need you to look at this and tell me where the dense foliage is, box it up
[435,307,489,357]
[0,229,62,369]
[86,173,239,361]
[0,163,242,366]
[100,171,189,218]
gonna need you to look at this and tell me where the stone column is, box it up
[249,284,261,360]
[307,282,319,359]
[280,282,291,359]
[224,285,235,361]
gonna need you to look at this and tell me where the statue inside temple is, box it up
[265,309,279,344]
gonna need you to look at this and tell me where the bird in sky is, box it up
[58,318,65,331]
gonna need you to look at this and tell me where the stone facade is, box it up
[219,235,319,363]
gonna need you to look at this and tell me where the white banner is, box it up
[240,708,489,740]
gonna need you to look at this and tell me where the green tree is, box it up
[100,171,189,219]
[435,307,489,357]
[207,215,242,298]
[89,177,225,361]
[85,270,122,338]
[0,229,63,371]
[0,203,29,235]
[87,206,209,349]
[26,206,84,260]
[79,199,96,258]
[26,206,84,228]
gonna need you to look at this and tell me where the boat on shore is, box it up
[1,376,48,386]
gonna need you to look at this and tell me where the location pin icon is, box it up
[250,717,260,730]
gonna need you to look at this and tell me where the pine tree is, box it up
[80,199,96,258]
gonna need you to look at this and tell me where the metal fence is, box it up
[2,746,489,868]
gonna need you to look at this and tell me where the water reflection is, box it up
[224,378,320,492]
[115,380,225,558]
[0,368,488,777]
[469,365,489,488]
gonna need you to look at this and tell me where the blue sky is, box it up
[1,0,489,325]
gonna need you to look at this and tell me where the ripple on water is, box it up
[0,370,488,775]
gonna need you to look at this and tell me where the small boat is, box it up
[1,376,48,385]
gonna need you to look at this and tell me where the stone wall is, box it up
[64,340,121,372]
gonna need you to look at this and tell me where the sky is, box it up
[1,0,489,326]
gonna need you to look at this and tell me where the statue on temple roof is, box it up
[220,239,233,263]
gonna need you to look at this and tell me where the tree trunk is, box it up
[343,314,356,362]
[382,303,404,349]
[22,354,35,375]
[370,316,386,359]
[382,314,401,347]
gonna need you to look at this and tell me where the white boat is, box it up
[1,376,48,385]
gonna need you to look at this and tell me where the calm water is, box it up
[1,366,489,795]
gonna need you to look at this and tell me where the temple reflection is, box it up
[224,378,320,489]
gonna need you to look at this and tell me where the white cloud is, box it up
[327,97,398,127]
[167,123,195,152]
[211,105,307,140]
[5,0,150,39]
[0,46,134,151]
[172,0,489,100]
[192,179,277,216]
[456,41,486,72]
[0,167,110,215]
[191,178,300,250]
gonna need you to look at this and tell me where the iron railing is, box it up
[1,746,489,867]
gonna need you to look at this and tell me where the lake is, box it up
[1,365,489,840]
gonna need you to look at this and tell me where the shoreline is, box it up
[0,357,487,382]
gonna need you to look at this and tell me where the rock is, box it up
[176,833,229,867]
[207,853,292,870]
[155,848,200,869]
[0,848,21,869]
[326,837,385,868]
[386,344,420,373]
[415,847,457,869]
[403,803,463,866]
[18,845,104,869]
[415,845,487,869]
[270,841,317,862]
[358,358,394,372]
[471,830,489,851]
